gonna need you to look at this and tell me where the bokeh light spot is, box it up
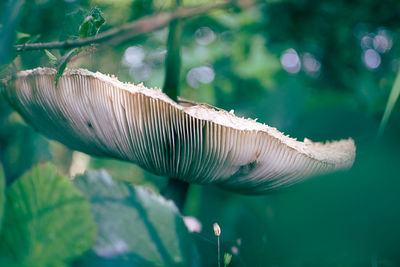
[195,27,216,46]
[122,46,145,68]
[302,53,321,73]
[129,64,152,81]
[280,49,301,74]
[373,30,392,54]
[363,49,381,69]
[361,34,374,50]
[186,66,215,88]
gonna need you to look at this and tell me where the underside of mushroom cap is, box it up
[1,68,356,194]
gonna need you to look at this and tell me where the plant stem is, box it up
[161,0,189,211]
[161,179,189,210]
[163,18,182,101]
[218,236,221,267]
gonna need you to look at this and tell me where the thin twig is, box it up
[213,223,222,267]
[14,1,235,52]
[218,236,221,267]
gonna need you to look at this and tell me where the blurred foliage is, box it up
[54,7,105,86]
[74,170,197,266]
[1,0,400,266]
[78,7,105,38]
[0,165,4,231]
[0,0,24,65]
[0,163,96,266]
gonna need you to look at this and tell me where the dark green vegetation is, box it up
[1,0,400,266]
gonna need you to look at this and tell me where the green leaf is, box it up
[15,32,41,45]
[74,170,198,267]
[15,31,30,42]
[79,7,105,38]
[223,253,232,267]
[55,48,80,88]
[45,49,57,66]
[0,163,96,266]
[378,69,400,137]
[54,7,105,86]
[27,34,41,44]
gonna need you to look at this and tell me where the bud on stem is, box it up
[213,222,221,236]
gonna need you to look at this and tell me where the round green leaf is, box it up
[0,163,96,266]
[74,170,198,267]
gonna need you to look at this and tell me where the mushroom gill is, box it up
[1,68,356,193]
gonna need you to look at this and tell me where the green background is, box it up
[1,0,400,265]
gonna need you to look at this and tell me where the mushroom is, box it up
[1,68,355,193]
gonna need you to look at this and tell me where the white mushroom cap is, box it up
[1,68,356,193]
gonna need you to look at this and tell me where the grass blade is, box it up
[378,69,400,137]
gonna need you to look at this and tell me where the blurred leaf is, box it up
[45,49,58,66]
[378,69,400,137]
[14,31,41,45]
[0,0,24,65]
[234,35,280,89]
[74,170,198,267]
[0,64,11,81]
[153,0,225,9]
[56,48,80,87]
[224,253,232,267]
[213,7,262,29]
[79,7,105,38]
[26,34,40,44]
[55,7,105,87]
[0,163,96,266]
[0,164,4,232]
[15,31,29,41]
[60,8,86,41]
[153,0,174,10]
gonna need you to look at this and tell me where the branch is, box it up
[15,1,236,52]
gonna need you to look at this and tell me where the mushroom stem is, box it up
[161,179,189,211]
[161,0,190,211]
